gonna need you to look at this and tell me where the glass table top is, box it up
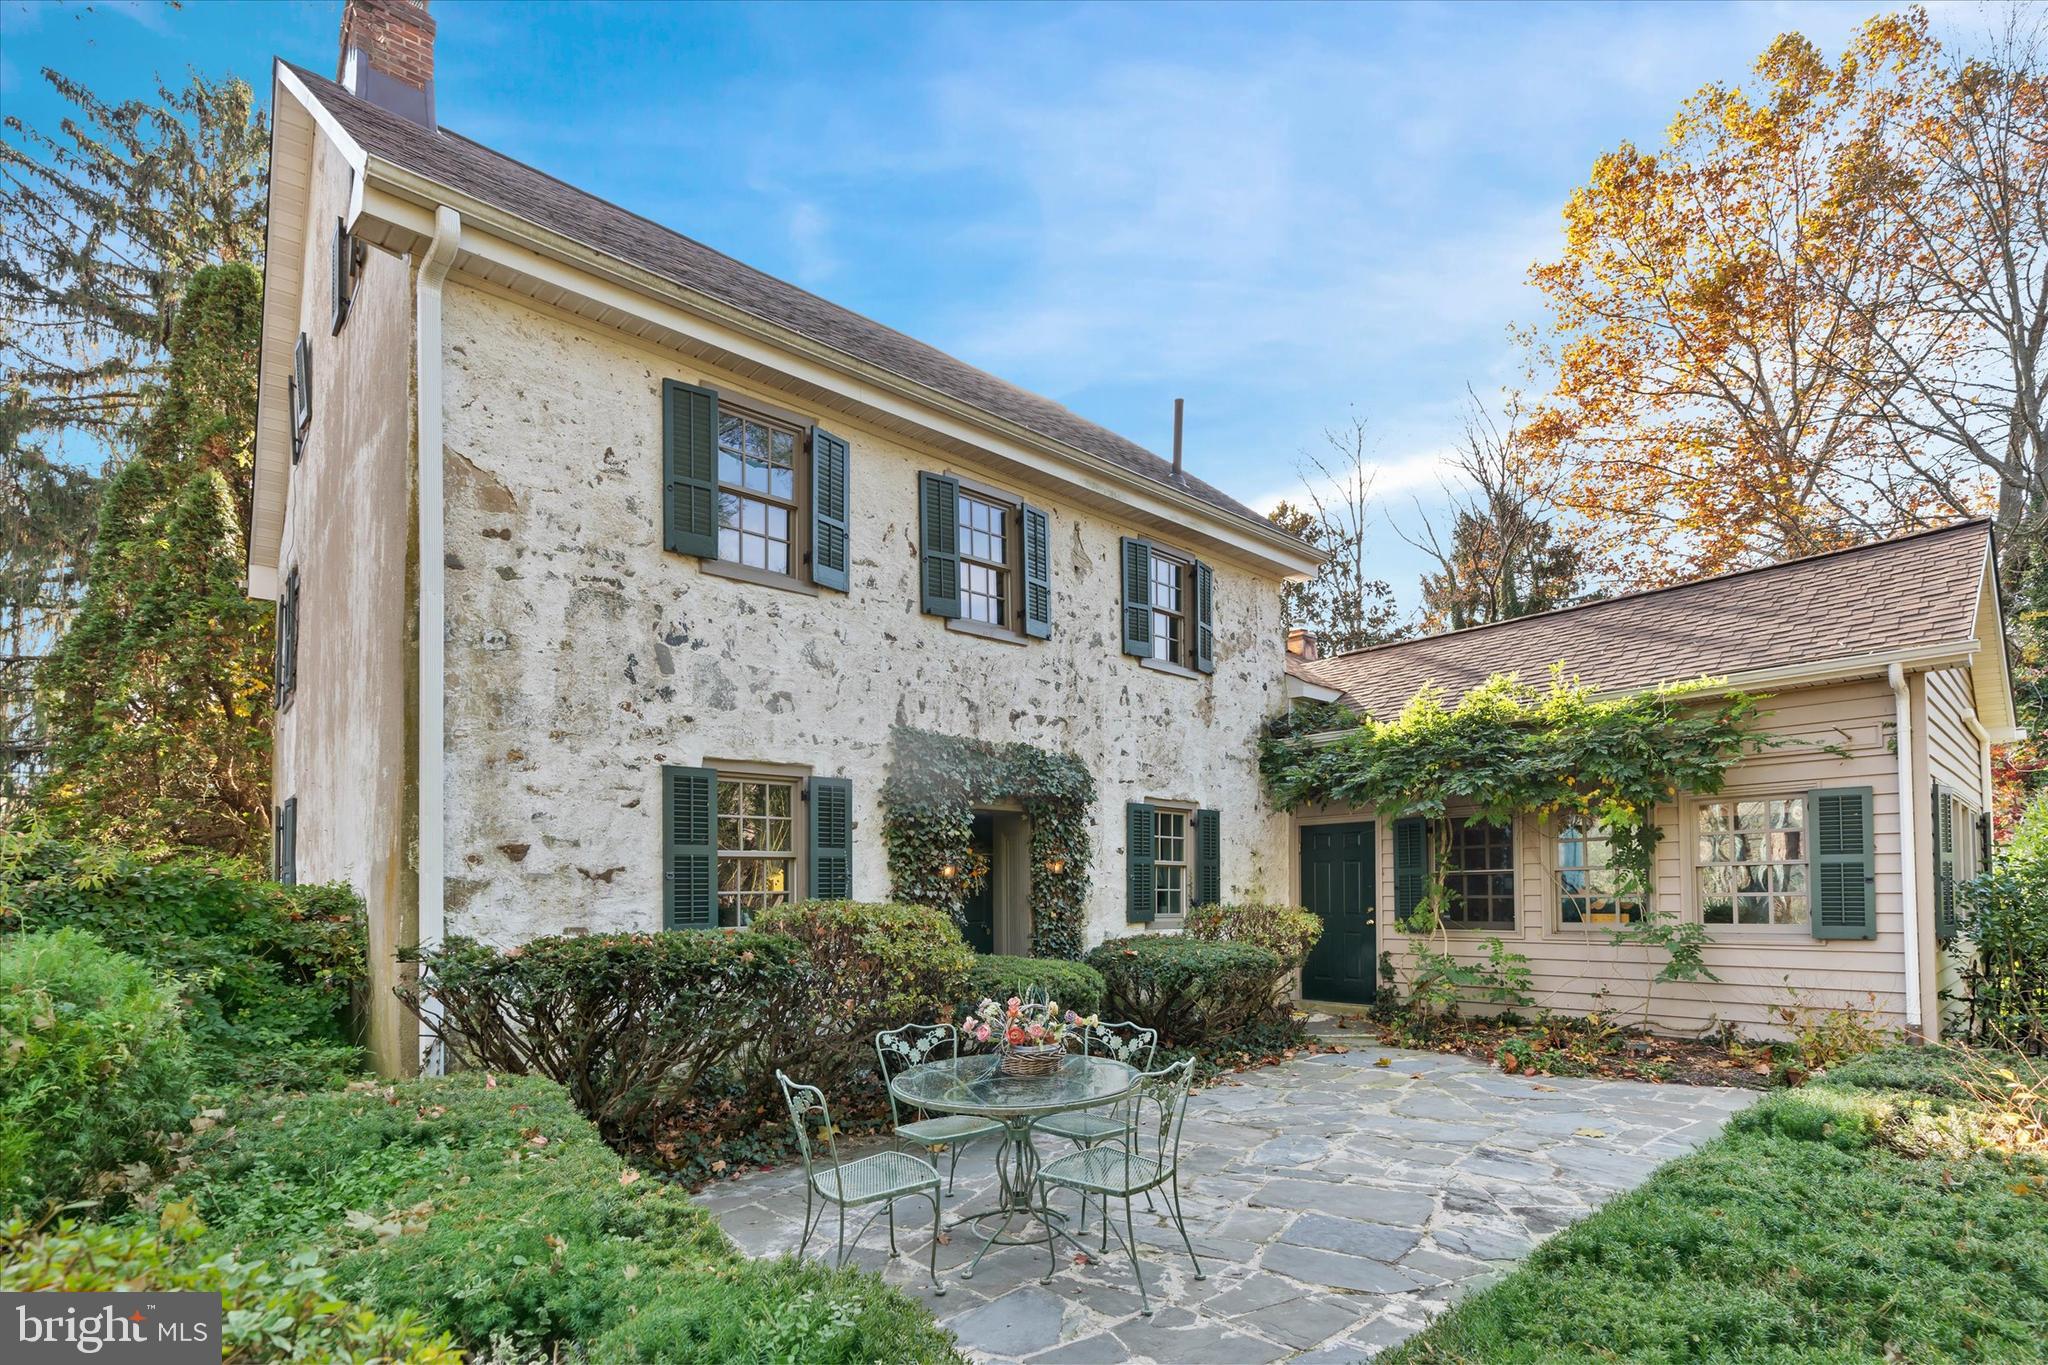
[888,1053,1138,1119]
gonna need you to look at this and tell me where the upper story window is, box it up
[958,491,1011,626]
[274,565,300,711]
[1442,819,1514,927]
[331,217,365,334]
[716,410,802,576]
[716,774,797,927]
[1150,552,1186,665]
[1695,795,1806,928]
[1153,807,1188,918]
[289,333,312,464]
[1119,537,1213,674]
[1557,820,1643,927]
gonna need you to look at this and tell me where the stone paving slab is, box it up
[695,1040,1759,1361]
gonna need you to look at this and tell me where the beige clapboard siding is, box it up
[1312,675,1914,1039]
[1925,668,1983,802]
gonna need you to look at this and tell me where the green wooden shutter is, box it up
[918,472,960,616]
[808,776,853,899]
[1194,808,1221,908]
[1978,811,1994,872]
[809,427,850,592]
[1193,559,1215,674]
[1126,801,1157,923]
[662,765,718,930]
[1393,817,1428,925]
[1808,786,1876,940]
[661,380,719,557]
[1120,537,1153,656]
[279,797,297,887]
[331,217,352,334]
[1933,784,1958,943]
[1021,502,1052,639]
[275,567,299,709]
[290,333,310,464]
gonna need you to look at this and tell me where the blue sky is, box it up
[4,0,1943,608]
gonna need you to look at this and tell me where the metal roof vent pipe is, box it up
[1172,397,1185,478]
[339,0,437,128]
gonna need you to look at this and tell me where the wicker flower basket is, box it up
[1000,1044,1065,1078]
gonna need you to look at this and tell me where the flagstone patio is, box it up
[695,1040,1759,1362]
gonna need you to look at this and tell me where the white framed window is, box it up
[1556,819,1644,928]
[1153,807,1188,919]
[715,774,798,927]
[1694,795,1807,928]
[1150,552,1186,666]
[958,490,1010,626]
[715,408,802,576]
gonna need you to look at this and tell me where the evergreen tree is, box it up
[33,263,270,856]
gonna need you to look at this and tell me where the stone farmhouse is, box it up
[252,1,2019,1074]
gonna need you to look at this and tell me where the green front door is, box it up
[960,814,996,953]
[1300,822,1375,1004]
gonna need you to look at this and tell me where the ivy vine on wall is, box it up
[880,725,1096,960]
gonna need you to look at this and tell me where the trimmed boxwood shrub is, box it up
[404,930,809,1142]
[1085,935,1281,1045]
[0,836,365,1083]
[0,929,193,1212]
[960,954,1105,1020]
[159,1072,960,1362]
[1187,901,1322,1020]
[3,1213,459,1362]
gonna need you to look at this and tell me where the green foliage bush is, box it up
[0,929,192,1212]
[1085,935,1281,1045]
[959,954,1105,1019]
[1959,794,2048,1050]
[2,1212,459,1362]
[159,1072,957,1362]
[404,930,808,1142]
[1820,1043,2027,1100]
[1187,901,1321,1019]
[0,836,365,1081]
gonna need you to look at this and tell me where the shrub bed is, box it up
[156,1072,961,1363]
[1085,935,1281,1045]
[0,836,365,1084]
[1187,901,1321,1020]
[1,929,193,1212]
[959,954,1105,1019]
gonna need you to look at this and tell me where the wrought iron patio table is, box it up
[887,1052,1138,1278]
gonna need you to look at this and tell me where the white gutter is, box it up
[1889,662,1922,1035]
[415,205,460,1075]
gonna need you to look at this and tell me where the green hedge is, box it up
[0,929,193,1212]
[0,836,365,1084]
[160,1072,960,1362]
[2,1214,459,1362]
[1187,901,1321,1020]
[960,955,1105,1019]
[1085,935,1281,1045]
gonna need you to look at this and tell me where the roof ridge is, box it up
[1317,518,1993,668]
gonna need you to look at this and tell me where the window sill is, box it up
[699,558,818,597]
[945,616,1029,647]
[1139,656,1202,681]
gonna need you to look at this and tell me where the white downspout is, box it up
[1888,663,1922,1036]
[416,206,460,1075]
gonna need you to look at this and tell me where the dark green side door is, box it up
[960,814,996,954]
[1300,822,1375,1004]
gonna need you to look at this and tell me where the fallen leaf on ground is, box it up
[1374,1057,1392,1068]
[1574,1127,1608,1138]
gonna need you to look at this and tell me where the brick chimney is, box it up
[339,0,436,128]
[1286,628,1319,662]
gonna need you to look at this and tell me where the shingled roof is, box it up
[1299,521,1996,718]
[286,63,1268,528]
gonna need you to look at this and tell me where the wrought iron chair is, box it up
[776,1070,946,1295]
[875,1023,1004,1193]
[1030,1018,1159,1230]
[1033,1058,1204,1315]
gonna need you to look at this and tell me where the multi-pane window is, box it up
[1154,809,1188,919]
[1150,556,1184,665]
[1695,796,1806,927]
[716,411,800,575]
[958,492,1010,626]
[715,776,796,927]
[1557,820,1642,926]
[1443,820,1515,927]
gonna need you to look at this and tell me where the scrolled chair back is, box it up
[1071,1018,1159,1071]
[874,1022,959,1125]
[1126,1058,1197,1176]
[775,1069,845,1199]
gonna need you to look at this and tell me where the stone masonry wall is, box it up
[437,283,1293,948]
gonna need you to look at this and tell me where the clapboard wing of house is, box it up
[1284,521,2020,1043]
[248,16,1321,1074]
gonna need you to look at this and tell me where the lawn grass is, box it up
[1382,1048,2048,1364]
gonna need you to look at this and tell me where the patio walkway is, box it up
[695,1040,1759,1362]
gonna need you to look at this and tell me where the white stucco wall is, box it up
[435,283,1293,948]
